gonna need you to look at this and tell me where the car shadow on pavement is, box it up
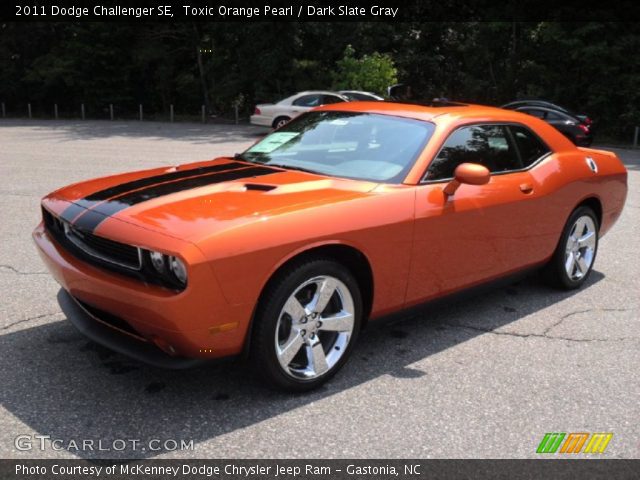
[0,271,604,459]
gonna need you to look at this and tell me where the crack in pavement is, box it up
[442,323,638,343]
[0,264,48,275]
[1,311,62,331]
[541,307,632,336]
[441,307,638,343]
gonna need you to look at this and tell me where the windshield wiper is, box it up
[234,152,257,163]
[267,163,321,175]
[236,154,320,175]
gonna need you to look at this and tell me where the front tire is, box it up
[251,258,362,391]
[544,206,599,289]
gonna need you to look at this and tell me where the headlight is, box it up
[169,256,187,285]
[143,250,188,289]
[149,251,165,273]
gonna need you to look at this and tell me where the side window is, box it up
[509,125,551,167]
[425,125,521,181]
[321,94,346,105]
[545,110,564,121]
[293,95,322,107]
[522,108,546,119]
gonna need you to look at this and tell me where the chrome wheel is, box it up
[564,215,597,281]
[274,118,289,129]
[275,275,355,380]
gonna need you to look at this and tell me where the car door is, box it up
[543,108,581,140]
[542,109,569,129]
[519,107,547,120]
[321,94,347,105]
[287,94,323,118]
[405,123,550,305]
[518,107,575,141]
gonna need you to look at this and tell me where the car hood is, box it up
[46,158,377,243]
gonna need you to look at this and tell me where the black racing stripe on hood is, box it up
[58,203,88,224]
[59,161,246,226]
[86,161,246,202]
[59,161,246,223]
[71,165,278,232]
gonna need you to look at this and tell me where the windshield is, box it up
[240,111,434,183]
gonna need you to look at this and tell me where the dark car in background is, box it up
[502,100,593,126]
[502,101,594,146]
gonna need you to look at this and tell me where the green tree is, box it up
[331,45,397,95]
[1,22,638,139]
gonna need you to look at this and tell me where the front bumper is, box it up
[58,290,209,369]
[33,222,254,362]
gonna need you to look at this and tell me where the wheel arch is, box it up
[242,242,374,356]
[272,115,291,129]
[575,196,603,230]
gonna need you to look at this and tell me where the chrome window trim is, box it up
[419,121,553,185]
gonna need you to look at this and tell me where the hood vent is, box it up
[244,183,276,192]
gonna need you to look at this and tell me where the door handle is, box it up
[519,183,534,194]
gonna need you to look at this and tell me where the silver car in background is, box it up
[339,90,385,101]
[250,91,348,129]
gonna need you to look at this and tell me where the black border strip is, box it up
[4,2,640,21]
[3,459,639,479]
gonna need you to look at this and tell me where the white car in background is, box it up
[250,91,349,129]
[338,90,385,101]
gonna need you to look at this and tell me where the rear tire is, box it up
[272,116,290,129]
[543,206,599,289]
[251,258,362,392]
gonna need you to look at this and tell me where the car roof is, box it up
[316,101,531,124]
[503,99,564,108]
[513,105,577,120]
[293,90,345,96]
[339,90,378,94]
[503,100,582,116]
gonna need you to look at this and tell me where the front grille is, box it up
[42,206,185,292]
[65,224,141,270]
[42,207,63,231]
[42,206,141,272]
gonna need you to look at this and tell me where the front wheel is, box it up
[544,206,599,289]
[251,259,362,391]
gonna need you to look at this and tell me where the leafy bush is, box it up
[331,45,397,95]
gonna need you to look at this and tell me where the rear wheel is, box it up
[272,116,290,129]
[544,206,598,289]
[251,259,362,391]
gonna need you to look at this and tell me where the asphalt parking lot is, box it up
[0,119,638,460]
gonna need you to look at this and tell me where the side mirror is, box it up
[443,163,490,196]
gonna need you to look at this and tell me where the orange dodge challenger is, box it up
[34,102,627,390]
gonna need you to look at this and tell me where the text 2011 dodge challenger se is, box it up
[33,102,627,390]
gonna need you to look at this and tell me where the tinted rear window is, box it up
[509,125,551,167]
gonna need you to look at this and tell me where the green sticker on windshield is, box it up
[248,132,300,153]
